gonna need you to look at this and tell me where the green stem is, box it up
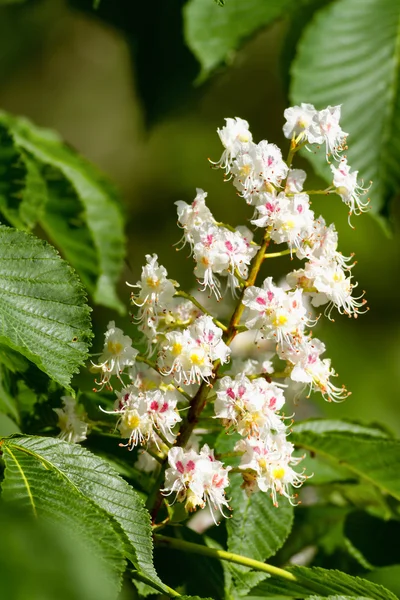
[146,448,165,464]
[136,355,158,370]
[131,568,181,597]
[154,534,296,583]
[175,290,228,331]
[303,188,333,195]
[224,230,270,346]
[264,248,291,259]
[286,137,306,168]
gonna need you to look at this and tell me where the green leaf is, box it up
[40,170,100,300]
[0,502,120,600]
[184,0,296,81]
[0,226,92,389]
[291,419,400,500]
[179,597,214,600]
[0,413,20,436]
[18,151,48,228]
[250,565,398,599]
[290,0,400,221]
[227,472,294,592]
[0,365,19,421]
[0,343,29,372]
[1,437,126,594]
[1,435,165,593]
[0,112,126,313]
[0,123,28,230]
[365,566,400,598]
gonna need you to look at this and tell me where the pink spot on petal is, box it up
[267,291,274,302]
[160,402,168,413]
[150,400,159,411]
[256,296,266,306]
[176,461,184,474]
[227,387,235,399]
[186,460,196,472]
[238,385,246,398]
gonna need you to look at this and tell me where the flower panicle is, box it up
[88,104,369,521]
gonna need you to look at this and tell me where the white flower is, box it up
[296,216,355,270]
[283,103,323,144]
[243,278,312,347]
[237,436,306,506]
[158,316,230,386]
[163,445,231,521]
[146,389,182,443]
[130,254,177,316]
[280,335,349,402]
[255,141,289,187]
[54,396,88,444]
[231,141,288,204]
[175,189,216,249]
[283,104,348,160]
[316,105,348,160]
[109,386,182,449]
[288,259,367,319]
[251,191,287,228]
[285,169,307,194]
[193,224,258,298]
[191,315,231,365]
[214,374,286,437]
[331,158,370,221]
[213,117,253,173]
[117,393,153,448]
[92,321,138,389]
[269,193,315,253]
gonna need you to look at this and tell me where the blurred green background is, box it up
[1,0,399,437]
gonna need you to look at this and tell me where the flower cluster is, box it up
[158,315,230,385]
[214,374,305,505]
[177,189,259,298]
[90,105,369,523]
[163,445,231,523]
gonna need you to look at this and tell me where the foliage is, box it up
[0,112,125,312]
[0,225,92,389]
[0,1,399,599]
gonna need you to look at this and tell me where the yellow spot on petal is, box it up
[240,164,252,177]
[172,343,182,356]
[272,467,285,480]
[146,277,160,289]
[107,341,123,355]
[273,314,288,327]
[190,352,204,366]
[125,412,140,429]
